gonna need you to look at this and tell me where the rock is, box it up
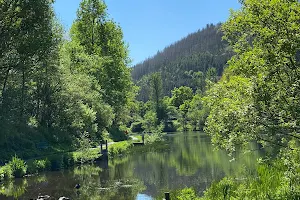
[58,197,70,200]
[37,195,50,200]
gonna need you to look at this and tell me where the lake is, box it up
[0,132,262,199]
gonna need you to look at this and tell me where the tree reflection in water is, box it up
[0,132,263,199]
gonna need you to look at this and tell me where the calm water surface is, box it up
[0,132,262,199]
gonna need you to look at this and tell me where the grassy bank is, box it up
[0,132,166,182]
[0,140,135,181]
[0,148,101,181]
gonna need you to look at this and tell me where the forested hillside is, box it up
[132,23,232,101]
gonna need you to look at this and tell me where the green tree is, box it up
[187,94,208,131]
[0,0,64,155]
[206,67,217,82]
[71,0,133,123]
[179,101,191,131]
[0,0,59,124]
[149,72,167,123]
[170,86,193,108]
[205,0,300,154]
[191,71,206,94]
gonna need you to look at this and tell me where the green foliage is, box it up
[201,157,300,200]
[71,0,133,121]
[178,100,191,131]
[130,121,144,133]
[205,0,300,154]
[73,149,99,164]
[156,188,200,200]
[27,159,51,174]
[202,1,300,198]
[108,141,133,158]
[74,131,98,164]
[170,86,193,108]
[33,159,50,173]
[187,94,208,131]
[201,177,237,200]
[0,165,13,180]
[0,179,28,198]
[206,67,217,82]
[142,110,158,133]
[204,74,254,154]
[109,125,129,142]
[8,156,27,178]
[144,130,165,144]
[0,0,135,160]
[177,188,200,200]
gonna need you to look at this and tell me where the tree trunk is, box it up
[20,63,25,124]
[1,68,10,104]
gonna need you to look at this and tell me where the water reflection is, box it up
[0,132,262,199]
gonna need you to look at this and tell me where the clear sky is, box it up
[53,0,241,66]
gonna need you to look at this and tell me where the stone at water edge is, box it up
[37,194,50,200]
[58,197,70,200]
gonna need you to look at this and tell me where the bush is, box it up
[73,149,99,164]
[177,188,200,200]
[108,141,133,158]
[144,130,165,144]
[201,177,237,200]
[28,159,51,173]
[155,188,200,200]
[200,160,300,200]
[8,156,27,178]
[0,165,13,180]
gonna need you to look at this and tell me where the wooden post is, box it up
[142,134,145,144]
[100,143,103,153]
[165,192,170,200]
[105,140,108,150]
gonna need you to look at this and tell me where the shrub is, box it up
[29,159,51,173]
[155,188,200,200]
[8,156,27,178]
[108,141,133,158]
[0,165,13,180]
[73,149,99,164]
[177,188,200,200]
[201,177,237,200]
[144,130,165,144]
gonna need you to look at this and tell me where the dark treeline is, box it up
[132,23,232,101]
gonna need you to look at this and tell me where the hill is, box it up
[131,23,232,101]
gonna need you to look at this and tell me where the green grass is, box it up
[0,136,166,181]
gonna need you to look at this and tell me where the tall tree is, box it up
[0,0,59,126]
[205,0,300,154]
[71,0,133,123]
[149,72,167,123]
[170,86,193,108]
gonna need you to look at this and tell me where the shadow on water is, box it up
[0,132,263,200]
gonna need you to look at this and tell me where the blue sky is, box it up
[53,0,241,66]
